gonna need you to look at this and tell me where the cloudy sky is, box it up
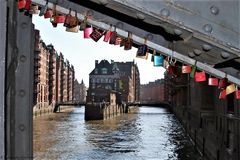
[32,15,165,87]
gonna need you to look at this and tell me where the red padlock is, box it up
[18,0,26,10]
[44,9,53,18]
[219,90,226,99]
[54,15,65,23]
[218,77,228,89]
[115,37,122,45]
[182,65,191,74]
[195,71,206,82]
[208,77,219,86]
[236,90,240,99]
[84,26,93,38]
[25,0,32,11]
[104,31,111,42]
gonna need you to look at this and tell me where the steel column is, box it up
[5,1,33,159]
[0,0,7,159]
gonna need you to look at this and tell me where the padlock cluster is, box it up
[17,0,240,100]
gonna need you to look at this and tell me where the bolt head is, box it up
[210,6,219,15]
[160,8,170,17]
[203,24,213,33]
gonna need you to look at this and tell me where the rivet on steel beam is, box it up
[203,24,213,33]
[202,44,212,51]
[19,124,25,131]
[20,55,26,62]
[221,51,230,59]
[160,8,170,17]
[136,13,145,20]
[146,34,153,41]
[21,23,28,29]
[19,90,25,97]
[210,6,219,15]
[99,0,108,5]
[193,49,202,56]
[188,52,195,58]
[174,29,182,36]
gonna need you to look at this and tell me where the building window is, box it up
[101,68,108,74]
[108,78,112,83]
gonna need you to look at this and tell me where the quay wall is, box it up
[168,75,240,160]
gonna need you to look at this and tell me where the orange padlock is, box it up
[182,65,192,74]
[54,14,65,23]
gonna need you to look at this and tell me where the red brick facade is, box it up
[140,79,165,103]
[33,30,75,107]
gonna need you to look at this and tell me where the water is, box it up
[33,106,201,160]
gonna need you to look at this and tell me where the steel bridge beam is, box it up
[0,0,7,159]
[32,0,240,85]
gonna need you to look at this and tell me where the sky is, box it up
[32,15,165,87]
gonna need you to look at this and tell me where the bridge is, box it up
[127,101,170,107]
[0,0,239,160]
[53,101,86,112]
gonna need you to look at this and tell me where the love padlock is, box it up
[84,25,94,38]
[18,0,26,11]
[44,9,53,18]
[195,71,206,82]
[208,77,219,86]
[154,55,164,67]
[109,31,117,45]
[182,65,192,74]
[90,29,105,42]
[124,32,133,50]
[64,8,72,27]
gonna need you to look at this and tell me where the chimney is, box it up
[95,60,98,67]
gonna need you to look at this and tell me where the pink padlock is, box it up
[84,26,94,38]
[104,31,111,42]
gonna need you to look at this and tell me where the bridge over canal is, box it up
[0,0,239,160]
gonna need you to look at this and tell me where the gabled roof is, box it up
[89,60,114,75]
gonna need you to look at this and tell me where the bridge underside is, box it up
[33,0,240,85]
[0,0,240,159]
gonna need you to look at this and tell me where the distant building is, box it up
[79,80,87,102]
[87,60,140,103]
[74,79,87,102]
[140,79,165,103]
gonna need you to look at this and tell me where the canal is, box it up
[33,106,201,160]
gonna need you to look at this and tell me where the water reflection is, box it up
[33,106,200,160]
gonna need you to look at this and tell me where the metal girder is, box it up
[32,0,240,85]
[5,1,33,159]
[0,0,7,159]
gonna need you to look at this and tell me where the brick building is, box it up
[33,30,75,108]
[87,60,140,103]
[140,79,165,103]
